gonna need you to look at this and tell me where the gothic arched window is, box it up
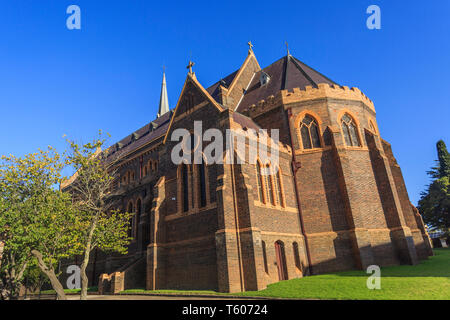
[266,164,275,205]
[299,115,321,149]
[198,160,207,208]
[181,164,189,212]
[127,201,134,238]
[262,241,269,273]
[293,242,301,270]
[341,113,361,147]
[256,162,265,203]
[143,165,148,177]
[275,169,285,207]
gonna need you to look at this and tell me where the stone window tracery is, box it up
[341,113,361,147]
[299,115,321,149]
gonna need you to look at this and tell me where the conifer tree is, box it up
[418,140,450,232]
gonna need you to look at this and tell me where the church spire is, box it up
[158,69,169,117]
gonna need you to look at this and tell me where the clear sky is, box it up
[0,0,448,204]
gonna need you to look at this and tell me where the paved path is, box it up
[66,294,254,300]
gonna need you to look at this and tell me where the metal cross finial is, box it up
[186,60,195,74]
[247,41,254,52]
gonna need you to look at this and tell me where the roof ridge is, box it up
[109,112,172,151]
[281,55,289,90]
[289,55,318,87]
[291,56,338,86]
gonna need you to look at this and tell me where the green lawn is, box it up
[121,248,450,300]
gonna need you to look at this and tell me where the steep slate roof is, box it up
[232,112,261,130]
[233,55,338,112]
[205,69,239,102]
[105,111,172,164]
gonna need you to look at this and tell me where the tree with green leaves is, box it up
[418,140,450,233]
[64,132,132,300]
[0,148,80,300]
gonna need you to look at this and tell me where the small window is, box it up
[299,115,321,149]
[293,242,301,270]
[276,170,284,207]
[262,241,269,273]
[341,114,361,147]
[127,202,134,238]
[260,71,271,86]
[182,164,189,212]
[256,162,265,203]
[143,166,148,177]
[198,160,207,208]
[266,165,275,205]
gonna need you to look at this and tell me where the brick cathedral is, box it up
[63,45,433,293]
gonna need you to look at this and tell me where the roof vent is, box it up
[131,132,140,141]
[150,121,159,131]
[260,71,270,86]
[219,79,227,87]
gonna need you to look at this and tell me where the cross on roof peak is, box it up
[186,60,195,74]
[247,41,254,52]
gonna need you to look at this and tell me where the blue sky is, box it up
[0,0,449,204]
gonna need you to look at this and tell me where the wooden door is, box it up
[275,241,288,281]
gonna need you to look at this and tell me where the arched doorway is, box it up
[275,241,288,281]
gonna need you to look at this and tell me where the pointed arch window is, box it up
[197,160,207,208]
[266,165,275,205]
[341,114,361,147]
[129,171,135,182]
[293,242,301,270]
[262,241,269,274]
[181,164,189,212]
[256,162,265,203]
[127,202,134,238]
[299,115,321,149]
[275,169,285,207]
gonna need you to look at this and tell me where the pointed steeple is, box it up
[158,70,169,117]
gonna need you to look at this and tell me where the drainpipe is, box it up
[286,108,313,275]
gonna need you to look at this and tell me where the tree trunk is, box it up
[80,217,98,300]
[31,250,66,300]
[80,249,90,300]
